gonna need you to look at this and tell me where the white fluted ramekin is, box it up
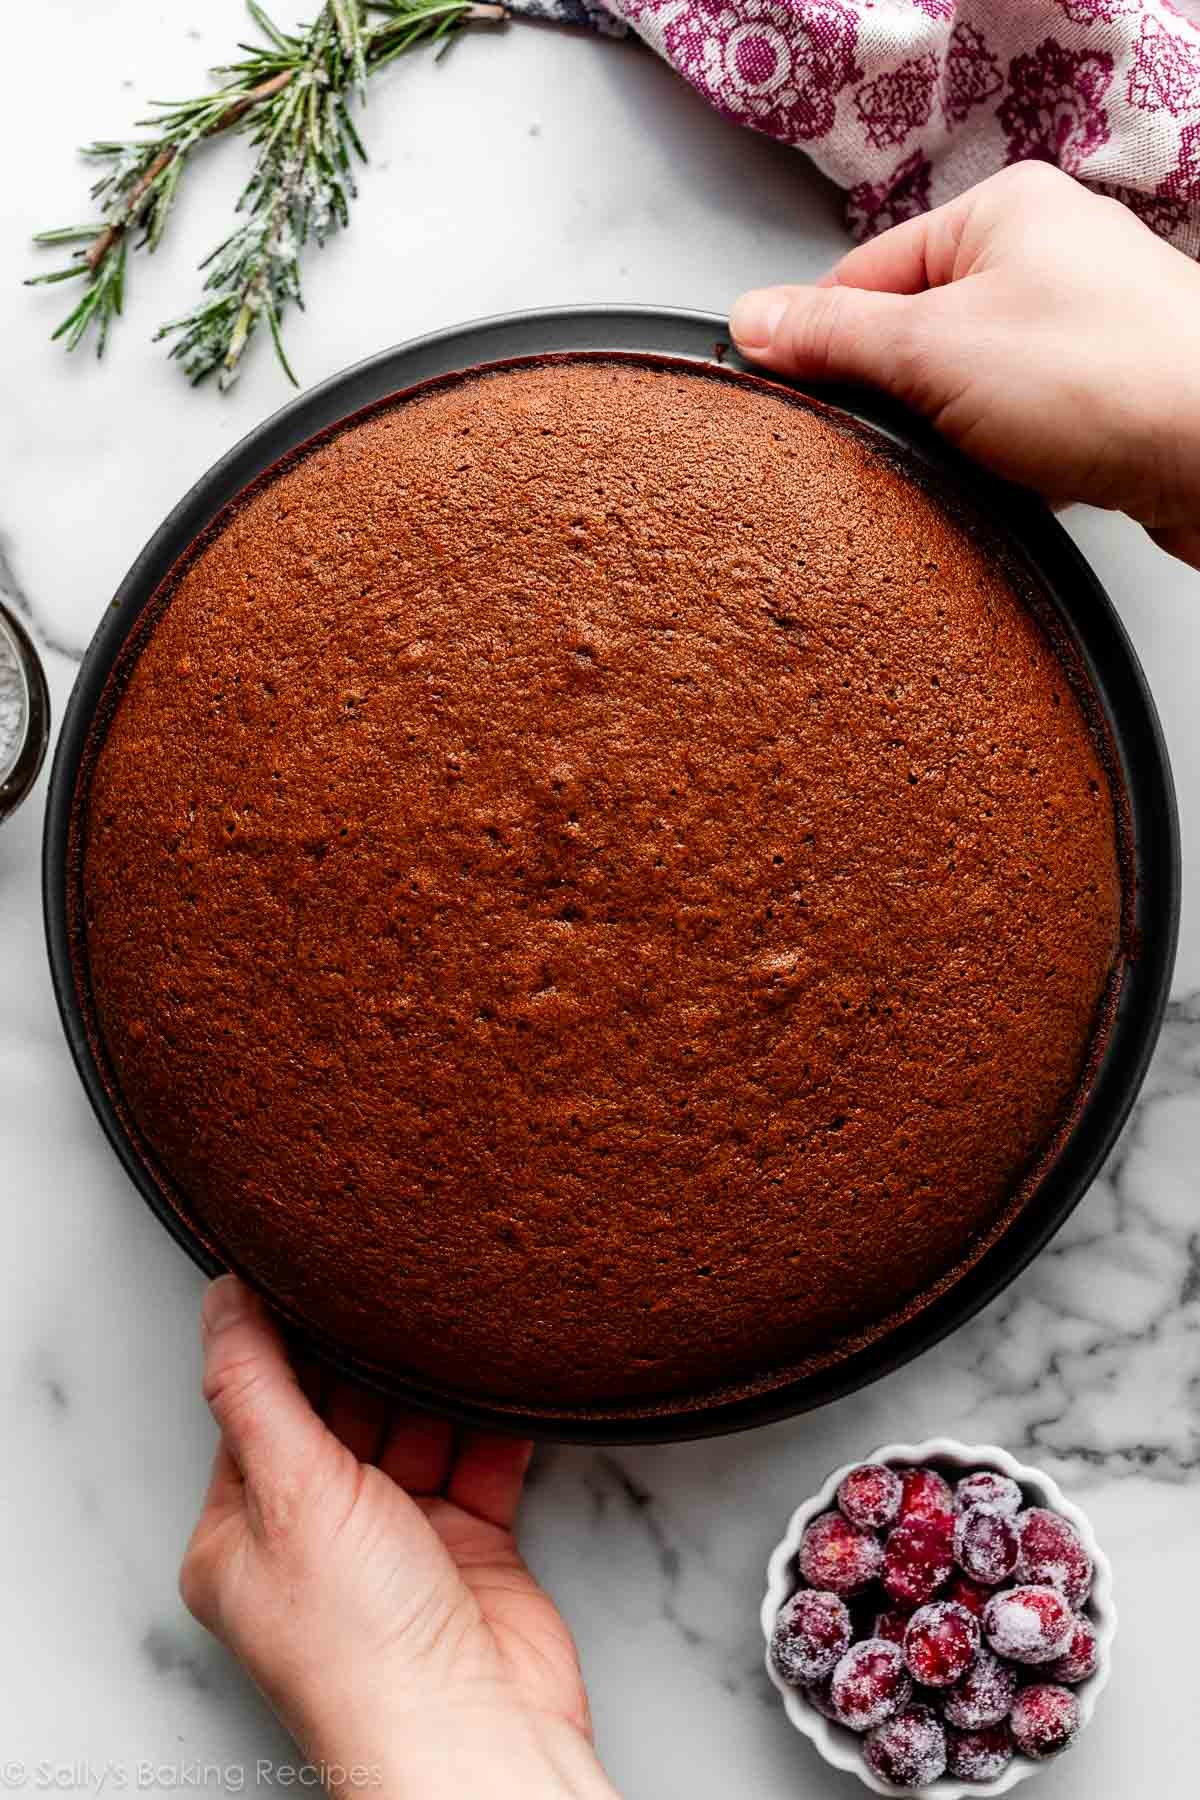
[762,1439,1116,1798]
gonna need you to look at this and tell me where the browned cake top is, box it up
[79,358,1123,1413]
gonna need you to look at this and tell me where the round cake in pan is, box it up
[76,357,1124,1413]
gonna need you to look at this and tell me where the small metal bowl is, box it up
[0,600,50,825]
[42,308,1181,1441]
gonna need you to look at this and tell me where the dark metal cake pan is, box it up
[43,307,1180,1442]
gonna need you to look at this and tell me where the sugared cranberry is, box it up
[903,1601,980,1687]
[1010,1683,1081,1759]
[898,1467,955,1532]
[1017,1507,1093,1609]
[802,1673,839,1721]
[943,1647,1017,1729]
[946,1723,1015,1782]
[797,1511,884,1595]
[883,1519,955,1607]
[838,1463,903,1531]
[830,1638,913,1732]
[944,1574,991,1619]
[862,1706,947,1788]
[873,1606,913,1646]
[955,1504,1020,1585]
[770,1589,853,1686]
[1047,1613,1100,1685]
[983,1585,1075,1664]
[955,1470,1023,1517]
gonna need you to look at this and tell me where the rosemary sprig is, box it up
[28,0,507,390]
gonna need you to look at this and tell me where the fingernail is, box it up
[730,290,788,352]
[201,1275,248,1339]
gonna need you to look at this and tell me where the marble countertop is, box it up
[3,4,1198,1795]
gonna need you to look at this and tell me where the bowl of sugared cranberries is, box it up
[762,1441,1115,1795]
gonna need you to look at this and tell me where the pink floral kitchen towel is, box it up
[600,0,1200,254]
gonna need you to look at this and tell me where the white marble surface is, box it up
[2,4,1199,1796]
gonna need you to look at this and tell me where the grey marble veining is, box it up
[2,4,1199,1796]
[0,530,83,665]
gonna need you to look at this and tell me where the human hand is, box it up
[730,161,1200,568]
[181,1276,616,1800]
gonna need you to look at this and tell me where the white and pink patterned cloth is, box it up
[596,0,1200,254]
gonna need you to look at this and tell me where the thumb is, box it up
[200,1274,329,1501]
[729,282,921,393]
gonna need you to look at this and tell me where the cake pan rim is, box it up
[42,307,1180,1442]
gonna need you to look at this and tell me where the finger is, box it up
[293,1346,328,1418]
[378,1409,458,1495]
[445,1432,534,1531]
[325,1377,390,1465]
[198,1437,244,1518]
[823,163,1095,299]
[200,1275,329,1498]
[821,195,970,296]
[730,282,919,390]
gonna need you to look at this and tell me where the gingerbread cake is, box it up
[77,357,1124,1414]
